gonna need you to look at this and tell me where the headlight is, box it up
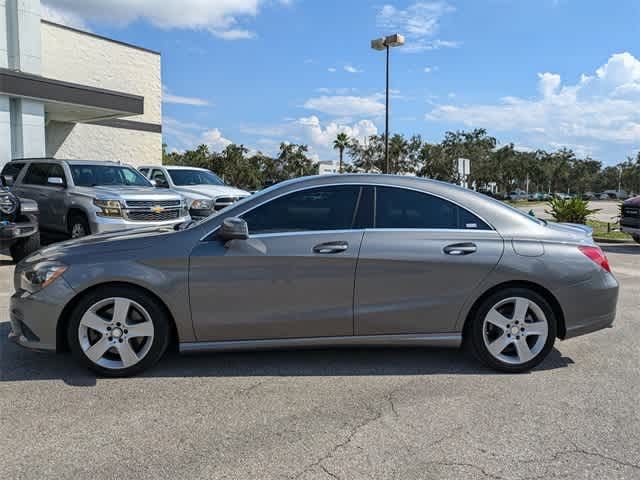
[190,199,214,210]
[20,262,68,293]
[0,193,18,215]
[94,199,123,218]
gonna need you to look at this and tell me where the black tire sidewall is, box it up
[69,214,90,238]
[67,286,170,377]
[469,288,557,373]
[9,231,40,262]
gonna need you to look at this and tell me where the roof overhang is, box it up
[0,68,144,122]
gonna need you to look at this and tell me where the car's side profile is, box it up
[9,175,618,376]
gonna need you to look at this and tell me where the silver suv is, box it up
[4,159,190,238]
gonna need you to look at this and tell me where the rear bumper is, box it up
[555,271,619,340]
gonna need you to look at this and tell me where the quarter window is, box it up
[242,186,363,234]
[375,186,491,230]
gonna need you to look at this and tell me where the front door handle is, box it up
[313,241,349,254]
[443,242,477,256]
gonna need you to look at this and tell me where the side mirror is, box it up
[1,175,14,187]
[47,177,65,187]
[219,217,249,241]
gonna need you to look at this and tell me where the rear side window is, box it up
[242,186,362,234]
[23,163,65,186]
[375,186,491,230]
[1,162,25,179]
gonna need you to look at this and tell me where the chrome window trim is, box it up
[199,182,497,242]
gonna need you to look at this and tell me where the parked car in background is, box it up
[508,189,529,201]
[528,192,550,202]
[620,196,640,243]
[9,175,618,377]
[3,159,190,239]
[0,177,40,261]
[139,166,250,219]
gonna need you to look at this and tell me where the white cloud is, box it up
[304,95,385,117]
[42,0,291,39]
[41,3,88,29]
[202,128,233,150]
[344,65,363,74]
[427,52,640,155]
[328,67,337,73]
[162,86,210,106]
[296,116,378,150]
[424,66,439,73]
[376,2,459,54]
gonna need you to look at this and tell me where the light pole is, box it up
[371,34,404,174]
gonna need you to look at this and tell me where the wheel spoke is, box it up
[116,341,139,368]
[526,321,548,337]
[126,321,154,338]
[487,333,512,357]
[513,298,530,323]
[112,298,131,325]
[514,338,535,363]
[485,308,510,329]
[80,311,109,334]
[84,337,111,363]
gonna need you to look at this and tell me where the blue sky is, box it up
[43,0,640,165]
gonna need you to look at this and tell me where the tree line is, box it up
[164,128,640,195]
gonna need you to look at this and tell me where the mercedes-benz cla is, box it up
[9,175,618,376]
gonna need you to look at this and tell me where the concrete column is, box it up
[0,96,11,169]
[9,98,45,159]
[6,0,42,74]
[0,0,9,69]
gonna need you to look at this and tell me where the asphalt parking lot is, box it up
[1,246,639,480]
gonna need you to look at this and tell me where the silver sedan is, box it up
[9,175,618,376]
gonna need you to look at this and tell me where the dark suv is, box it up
[0,174,40,262]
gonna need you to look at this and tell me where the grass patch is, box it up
[587,220,631,240]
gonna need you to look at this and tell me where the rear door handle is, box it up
[313,241,349,254]
[443,242,477,256]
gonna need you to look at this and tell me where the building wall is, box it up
[41,22,162,166]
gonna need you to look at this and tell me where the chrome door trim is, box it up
[179,333,462,353]
[199,182,497,241]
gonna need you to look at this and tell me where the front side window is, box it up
[70,165,151,187]
[168,169,225,186]
[375,186,491,230]
[23,163,65,186]
[242,186,362,234]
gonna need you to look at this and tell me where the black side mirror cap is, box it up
[218,217,249,241]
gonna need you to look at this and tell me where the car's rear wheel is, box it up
[468,288,557,373]
[68,213,90,238]
[67,286,170,377]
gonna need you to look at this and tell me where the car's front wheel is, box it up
[468,288,557,373]
[67,286,170,377]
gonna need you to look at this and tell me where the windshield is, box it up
[71,165,152,187]
[168,169,225,186]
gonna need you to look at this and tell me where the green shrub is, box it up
[545,197,601,224]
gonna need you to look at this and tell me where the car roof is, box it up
[11,158,124,166]
[139,165,210,171]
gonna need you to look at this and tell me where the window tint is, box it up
[1,162,25,179]
[375,186,491,230]
[23,163,65,186]
[139,168,150,176]
[242,186,362,234]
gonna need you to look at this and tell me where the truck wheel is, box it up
[69,213,90,238]
[10,231,41,262]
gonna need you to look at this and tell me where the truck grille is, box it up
[125,200,181,208]
[214,197,241,211]
[126,210,180,222]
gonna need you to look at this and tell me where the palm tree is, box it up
[333,132,350,174]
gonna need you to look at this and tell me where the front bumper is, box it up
[8,275,76,352]
[90,214,191,234]
[0,214,38,247]
[555,270,619,340]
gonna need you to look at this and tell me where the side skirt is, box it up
[179,333,462,354]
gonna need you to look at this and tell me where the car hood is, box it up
[173,185,249,199]
[74,185,183,202]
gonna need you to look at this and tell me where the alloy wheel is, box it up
[71,223,87,238]
[77,297,155,370]
[482,296,549,365]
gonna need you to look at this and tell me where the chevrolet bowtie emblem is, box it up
[151,206,165,213]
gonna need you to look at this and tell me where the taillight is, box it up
[578,245,611,273]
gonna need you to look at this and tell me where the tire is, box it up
[467,288,557,373]
[68,213,90,239]
[633,234,640,245]
[9,230,40,262]
[67,286,171,377]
